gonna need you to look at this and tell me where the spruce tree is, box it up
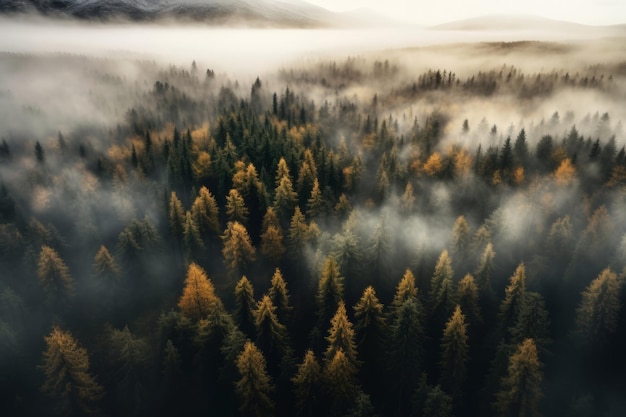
[292,350,322,417]
[440,305,469,398]
[234,276,256,339]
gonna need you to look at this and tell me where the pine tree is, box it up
[498,263,527,336]
[575,268,621,347]
[41,327,103,415]
[391,269,418,314]
[423,385,454,417]
[274,175,298,221]
[292,350,322,417]
[324,301,359,366]
[324,349,358,415]
[222,221,256,277]
[178,263,222,321]
[306,178,324,218]
[260,207,285,264]
[387,298,424,416]
[105,326,149,415]
[236,341,275,417]
[288,206,312,258]
[451,215,471,264]
[182,211,204,262]
[430,250,456,328]
[510,292,550,349]
[440,305,469,398]
[93,245,120,283]
[37,245,74,305]
[226,188,249,225]
[191,186,221,236]
[315,257,345,334]
[475,242,496,300]
[255,294,289,377]
[354,286,386,397]
[400,182,416,215]
[367,215,391,288]
[235,276,257,339]
[268,268,292,325]
[35,141,45,163]
[456,274,482,325]
[168,191,185,243]
[495,338,543,417]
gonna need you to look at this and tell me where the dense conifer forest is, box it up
[1,39,626,417]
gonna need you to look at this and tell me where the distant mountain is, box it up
[430,14,622,32]
[0,0,362,27]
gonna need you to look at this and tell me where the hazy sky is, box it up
[305,0,626,26]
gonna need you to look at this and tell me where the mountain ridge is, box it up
[430,14,626,32]
[0,0,351,27]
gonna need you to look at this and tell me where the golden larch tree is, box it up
[41,326,103,415]
[235,341,274,417]
[38,245,74,305]
[178,263,222,321]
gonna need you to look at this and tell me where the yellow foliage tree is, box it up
[41,327,103,415]
[423,152,443,177]
[554,158,576,186]
[178,263,222,321]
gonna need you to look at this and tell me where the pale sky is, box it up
[305,0,626,26]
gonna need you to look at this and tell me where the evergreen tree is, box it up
[222,221,256,277]
[93,245,120,283]
[235,276,257,339]
[367,215,391,288]
[35,141,45,163]
[510,292,550,349]
[274,175,298,222]
[268,268,293,326]
[292,350,322,417]
[260,207,285,264]
[456,273,482,325]
[498,263,527,336]
[575,268,621,347]
[495,338,543,417]
[400,182,416,215]
[255,295,289,377]
[168,191,185,243]
[324,349,359,416]
[236,341,275,417]
[226,188,249,225]
[391,269,418,314]
[324,301,359,367]
[182,211,204,262]
[387,298,424,416]
[288,206,312,258]
[105,326,149,416]
[354,286,386,398]
[451,215,471,257]
[306,178,324,218]
[440,305,469,398]
[41,327,103,416]
[191,186,221,236]
[475,242,496,301]
[315,257,345,335]
[37,245,74,305]
[513,128,529,165]
[430,250,456,328]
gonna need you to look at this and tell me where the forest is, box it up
[1,38,626,417]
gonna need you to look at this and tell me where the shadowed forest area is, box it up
[1,39,626,417]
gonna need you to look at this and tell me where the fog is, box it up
[2,13,626,417]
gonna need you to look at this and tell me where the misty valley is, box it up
[1,23,626,417]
